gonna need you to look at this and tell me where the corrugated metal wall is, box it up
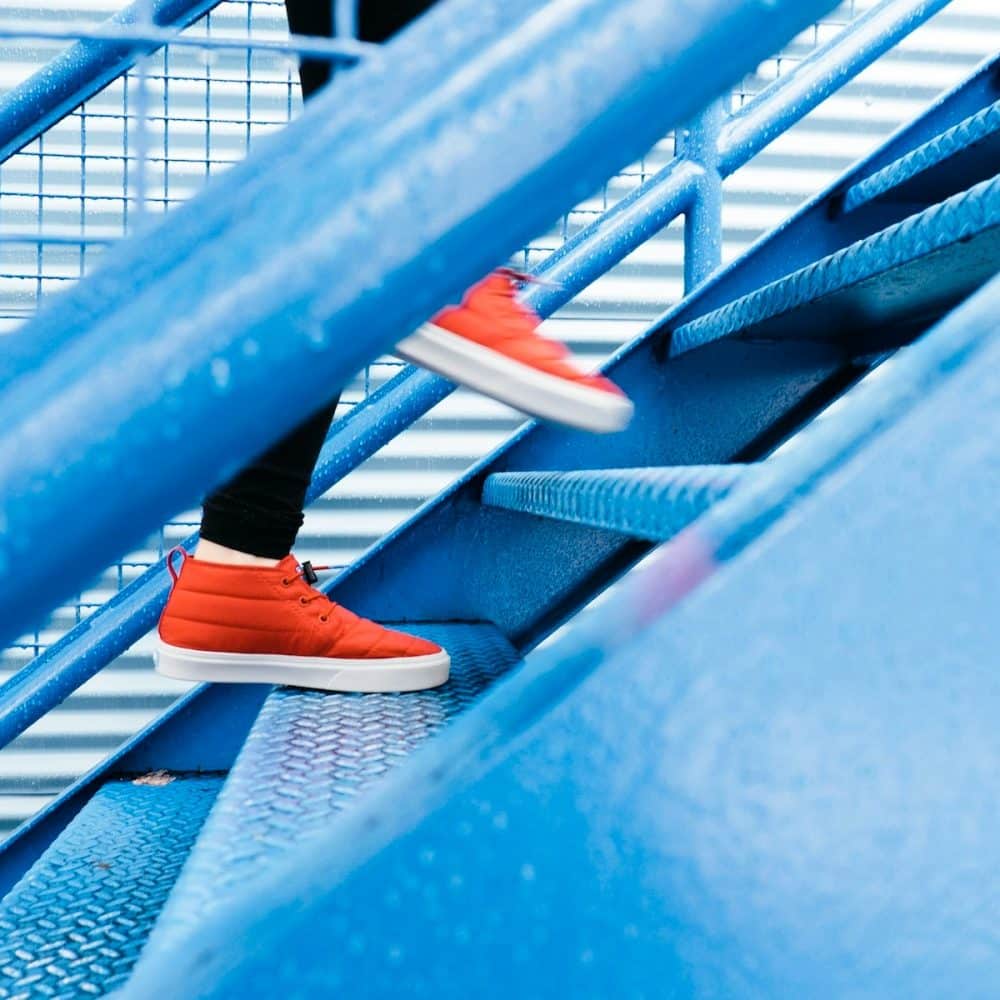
[0,0,997,835]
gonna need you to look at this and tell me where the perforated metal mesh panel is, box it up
[0,0,997,835]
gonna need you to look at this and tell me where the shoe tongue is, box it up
[483,272,515,295]
[277,554,300,574]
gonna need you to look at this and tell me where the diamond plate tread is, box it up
[844,98,1000,212]
[0,775,221,999]
[482,466,747,541]
[144,623,520,953]
[671,172,1000,355]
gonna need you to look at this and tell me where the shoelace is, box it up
[467,270,578,364]
[282,561,338,623]
[167,548,337,622]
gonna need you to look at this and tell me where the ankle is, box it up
[195,539,284,568]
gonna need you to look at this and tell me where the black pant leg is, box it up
[199,0,438,559]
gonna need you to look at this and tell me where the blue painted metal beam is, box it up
[0,0,843,650]
[482,466,746,541]
[119,273,1000,1000]
[0,0,223,166]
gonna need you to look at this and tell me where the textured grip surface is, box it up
[0,775,220,999]
[844,98,1000,212]
[672,173,1000,354]
[483,466,746,540]
[145,623,520,953]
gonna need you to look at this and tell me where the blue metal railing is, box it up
[0,0,961,756]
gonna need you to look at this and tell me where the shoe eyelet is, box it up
[281,578,291,587]
[299,596,309,606]
[319,615,329,623]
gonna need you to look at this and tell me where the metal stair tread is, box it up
[0,774,221,999]
[843,97,1000,211]
[482,466,748,541]
[671,172,1000,355]
[141,623,521,956]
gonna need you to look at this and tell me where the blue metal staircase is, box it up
[0,0,997,995]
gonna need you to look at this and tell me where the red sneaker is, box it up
[155,550,449,693]
[396,269,633,433]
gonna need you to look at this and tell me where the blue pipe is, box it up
[0,0,947,741]
[0,0,223,166]
[718,0,954,174]
[0,0,945,389]
[680,99,725,292]
[0,0,843,650]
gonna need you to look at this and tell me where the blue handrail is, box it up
[0,0,221,165]
[0,0,958,750]
[0,0,845,651]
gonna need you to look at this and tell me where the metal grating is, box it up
[0,0,997,835]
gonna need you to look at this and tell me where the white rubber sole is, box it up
[396,322,634,433]
[155,639,451,693]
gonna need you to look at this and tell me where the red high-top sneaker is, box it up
[396,269,633,433]
[155,550,449,693]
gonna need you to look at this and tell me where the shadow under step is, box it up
[843,97,1000,212]
[482,466,747,541]
[670,173,1000,356]
[137,623,521,958]
[0,774,221,999]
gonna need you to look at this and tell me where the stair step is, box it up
[0,774,220,999]
[482,466,747,540]
[843,98,1000,212]
[671,173,1000,355]
[141,624,520,955]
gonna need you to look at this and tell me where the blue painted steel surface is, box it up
[0,1,964,761]
[0,0,968,858]
[0,684,265,898]
[482,466,746,541]
[319,28,1000,646]
[679,101,725,292]
[0,775,220,999]
[117,273,1000,1000]
[0,0,842,650]
[0,0,937,747]
[717,0,955,176]
[0,0,222,166]
[670,174,1000,355]
[331,337,846,644]
[691,53,1000,319]
[843,97,1000,211]
[145,624,520,954]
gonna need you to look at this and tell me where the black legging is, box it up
[201,0,438,559]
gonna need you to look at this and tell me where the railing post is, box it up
[679,98,725,292]
[0,0,843,650]
[0,0,224,167]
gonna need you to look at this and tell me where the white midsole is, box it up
[396,322,633,434]
[155,639,451,694]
